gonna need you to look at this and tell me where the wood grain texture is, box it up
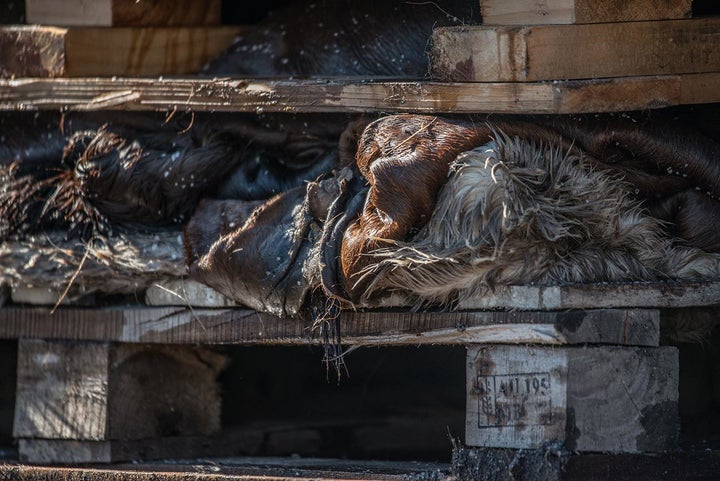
[431,18,720,82]
[145,279,237,307]
[466,345,679,452]
[13,341,224,449]
[3,460,430,480]
[456,282,720,310]
[13,340,110,441]
[480,0,691,25]
[26,0,221,27]
[1,74,717,114]
[0,26,242,78]
[0,307,660,346]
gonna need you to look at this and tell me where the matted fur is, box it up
[355,134,720,306]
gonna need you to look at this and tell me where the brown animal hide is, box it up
[337,114,720,304]
[181,113,720,313]
[206,0,478,77]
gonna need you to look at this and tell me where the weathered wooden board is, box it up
[1,74,719,114]
[479,0,691,25]
[145,279,237,307]
[430,19,720,82]
[13,340,225,449]
[457,282,720,310]
[26,0,221,27]
[2,460,434,481]
[0,307,659,346]
[0,26,242,78]
[13,340,110,441]
[10,285,95,306]
[466,345,679,452]
[6,451,720,480]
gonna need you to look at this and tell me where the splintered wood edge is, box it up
[0,73,718,114]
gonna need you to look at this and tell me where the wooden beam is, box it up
[0,26,242,77]
[2,461,435,481]
[14,340,226,463]
[465,345,679,452]
[25,0,221,27]
[479,0,692,25]
[0,306,660,346]
[1,74,719,114]
[455,282,720,310]
[145,279,238,307]
[430,18,720,82]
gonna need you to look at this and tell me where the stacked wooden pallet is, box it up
[0,0,718,113]
[0,0,240,77]
[1,1,720,479]
[430,0,720,110]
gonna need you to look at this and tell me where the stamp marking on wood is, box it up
[467,346,567,448]
[466,345,679,452]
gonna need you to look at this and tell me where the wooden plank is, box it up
[145,279,237,307]
[26,0,221,27]
[14,341,225,452]
[11,285,94,306]
[479,0,691,25]
[457,282,720,310]
[1,461,430,481]
[465,345,679,452]
[0,307,660,346]
[430,18,720,82]
[2,74,718,114]
[0,26,242,78]
[13,340,110,441]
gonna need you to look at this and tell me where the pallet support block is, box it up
[466,345,679,453]
[479,0,692,25]
[25,0,221,27]
[430,19,720,82]
[13,339,226,464]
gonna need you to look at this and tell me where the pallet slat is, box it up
[430,18,720,82]
[0,26,242,77]
[25,0,221,27]
[1,74,719,113]
[479,0,692,25]
[13,340,226,463]
[0,305,661,346]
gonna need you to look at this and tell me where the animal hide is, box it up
[336,114,720,304]
[353,135,720,306]
[180,113,720,314]
[184,172,348,317]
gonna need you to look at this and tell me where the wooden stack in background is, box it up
[430,0,720,108]
[0,0,241,77]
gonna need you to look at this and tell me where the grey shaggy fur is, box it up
[355,133,720,306]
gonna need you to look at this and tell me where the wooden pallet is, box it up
[25,0,222,27]
[0,74,719,114]
[478,0,693,25]
[0,26,242,77]
[430,18,720,82]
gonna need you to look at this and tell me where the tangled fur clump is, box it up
[355,134,720,306]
